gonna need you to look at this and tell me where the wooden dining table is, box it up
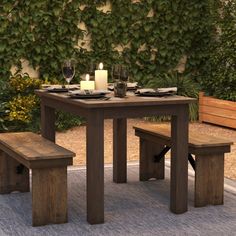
[35,90,196,224]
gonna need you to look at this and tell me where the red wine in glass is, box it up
[62,60,75,88]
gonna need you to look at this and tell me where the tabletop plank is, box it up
[0,132,75,161]
[35,90,196,109]
[134,125,233,148]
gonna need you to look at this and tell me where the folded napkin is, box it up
[157,87,177,93]
[127,82,138,88]
[69,90,110,95]
[136,87,177,94]
[43,84,79,90]
[108,82,138,90]
[136,88,155,94]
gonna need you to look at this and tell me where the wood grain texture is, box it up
[134,125,233,148]
[199,113,236,129]
[170,105,189,214]
[0,151,29,194]
[199,92,236,111]
[0,132,75,169]
[41,101,56,142]
[199,105,236,120]
[86,110,104,224]
[36,90,195,109]
[36,90,196,222]
[113,118,127,183]
[134,122,231,208]
[195,154,224,207]
[199,92,236,129]
[0,132,73,226]
[32,167,68,226]
[139,139,165,181]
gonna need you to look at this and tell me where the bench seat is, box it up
[0,132,75,226]
[134,125,233,207]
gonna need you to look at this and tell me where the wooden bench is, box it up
[0,132,75,226]
[134,125,233,207]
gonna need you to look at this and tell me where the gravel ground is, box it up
[56,119,236,180]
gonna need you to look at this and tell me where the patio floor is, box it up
[0,163,236,235]
[57,119,236,179]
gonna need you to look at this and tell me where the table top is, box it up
[35,90,196,109]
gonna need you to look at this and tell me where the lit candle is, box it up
[95,63,108,90]
[80,74,95,90]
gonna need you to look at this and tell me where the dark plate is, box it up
[127,87,138,91]
[108,86,138,91]
[47,88,69,93]
[135,92,175,97]
[46,87,79,93]
[68,93,106,99]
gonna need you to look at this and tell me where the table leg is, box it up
[170,104,189,214]
[113,118,127,183]
[40,101,55,142]
[86,111,104,224]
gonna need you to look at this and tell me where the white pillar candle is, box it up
[95,63,108,90]
[80,74,95,90]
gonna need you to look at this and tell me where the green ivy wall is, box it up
[0,0,212,84]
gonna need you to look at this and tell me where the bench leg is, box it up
[195,154,224,207]
[0,151,29,194]
[139,139,165,181]
[32,167,67,226]
[113,118,127,183]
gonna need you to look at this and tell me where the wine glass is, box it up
[120,66,129,82]
[112,65,121,81]
[87,62,96,80]
[62,59,75,89]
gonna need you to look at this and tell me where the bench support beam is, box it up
[136,130,227,208]
[0,151,29,194]
[32,167,68,226]
[195,154,224,207]
[140,139,165,181]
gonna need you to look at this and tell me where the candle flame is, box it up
[85,74,90,81]
[99,62,103,70]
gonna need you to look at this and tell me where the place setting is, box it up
[66,62,112,101]
[66,62,131,101]
[42,59,80,92]
[108,65,139,92]
[135,87,178,97]
[42,60,178,102]
[68,89,111,100]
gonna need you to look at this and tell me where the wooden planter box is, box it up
[199,92,236,129]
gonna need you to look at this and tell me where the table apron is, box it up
[41,98,89,117]
[102,105,184,119]
[41,98,186,119]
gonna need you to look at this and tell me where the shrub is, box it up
[8,94,38,123]
[200,0,236,101]
[0,72,83,132]
[146,71,200,121]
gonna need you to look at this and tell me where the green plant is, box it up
[0,77,11,131]
[146,71,200,121]
[0,1,212,83]
[0,102,8,131]
[0,72,84,132]
[56,111,85,131]
[0,1,216,128]
[200,0,236,101]
[0,72,42,132]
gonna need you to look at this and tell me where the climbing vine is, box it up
[0,0,212,83]
[200,0,236,101]
[0,0,216,130]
